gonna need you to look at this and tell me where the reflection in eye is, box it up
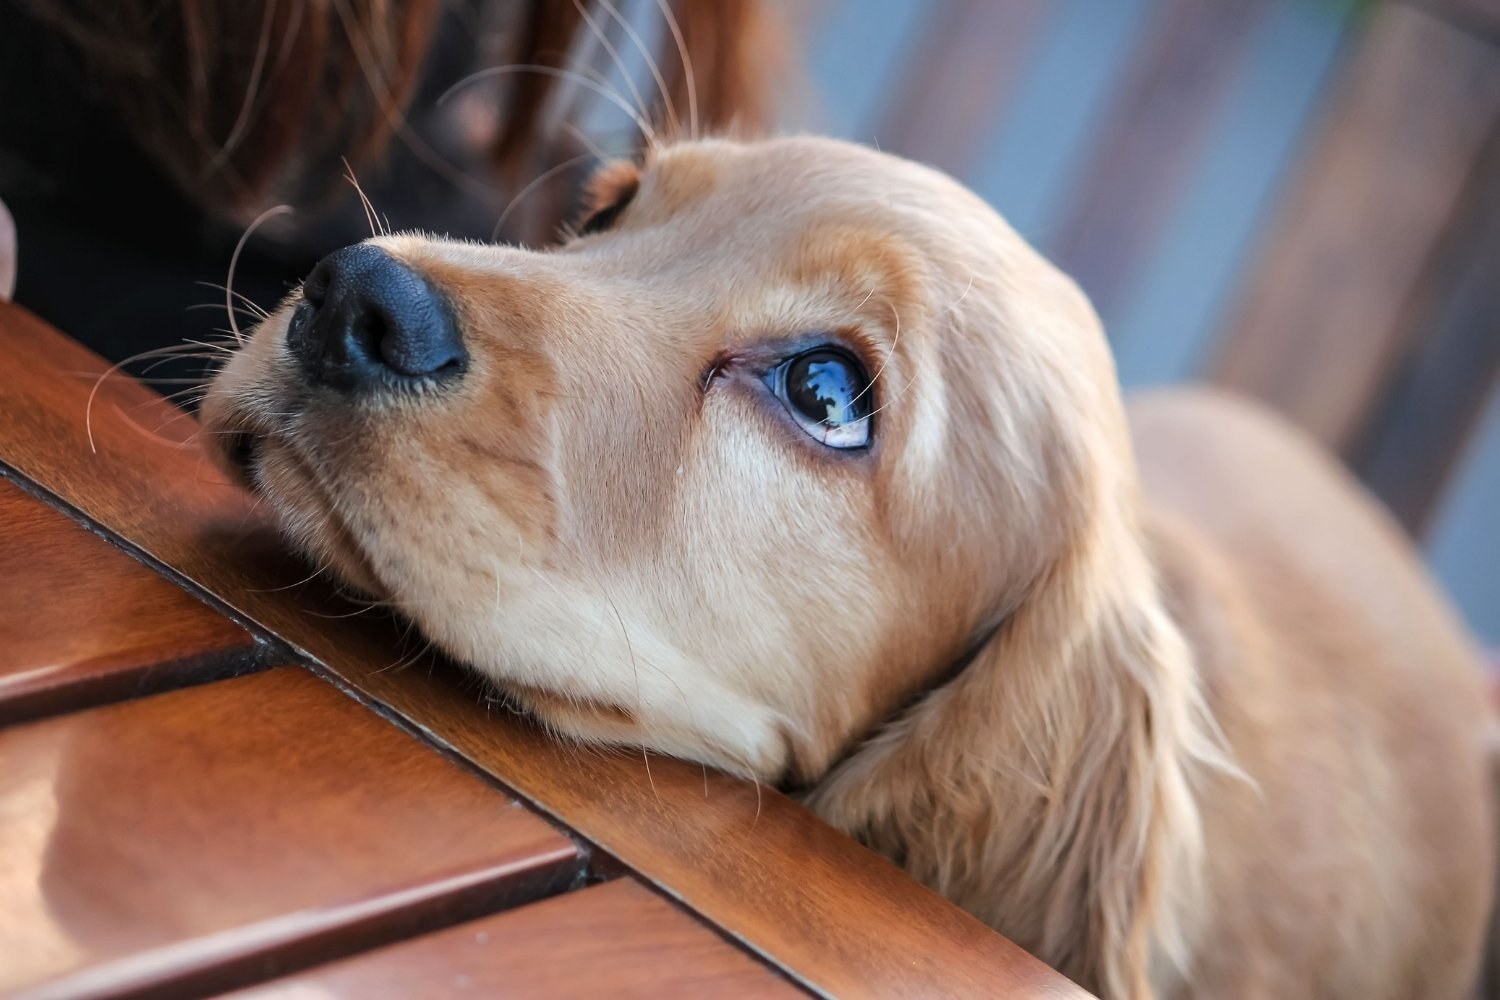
[769,348,872,449]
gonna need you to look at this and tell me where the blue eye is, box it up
[769,348,872,449]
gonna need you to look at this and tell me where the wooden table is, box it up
[0,303,1088,999]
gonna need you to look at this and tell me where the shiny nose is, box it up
[288,244,466,390]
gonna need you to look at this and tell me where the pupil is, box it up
[787,351,868,426]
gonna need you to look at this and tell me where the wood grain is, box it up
[1211,3,1500,450]
[0,666,582,1000]
[0,478,256,724]
[0,304,1087,998]
[227,878,801,999]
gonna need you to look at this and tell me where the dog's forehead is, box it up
[649,138,956,231]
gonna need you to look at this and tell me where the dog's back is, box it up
[1130,387,1494,997]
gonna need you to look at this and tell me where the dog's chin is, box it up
[237,439,392,604]
[280,509,390,606]
[502,681,642,742]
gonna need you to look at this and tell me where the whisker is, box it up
[123,359,224,380]
[492,152,595,241]
[374,627,436,674]
[138,351,230,375]
[599,0,678,137]
[603,594,658,803]
[572,0,652,132]
[561,120,612,164]
[342,157,384,238]
[857,366,923,424]
[248,558,332,594]
[303,602,387,620]
[100,398,205,453]
[942,273,977,317]
[149,401,205,436]
[203,0,277,175]
[439,64,658,147]
[849,298,901,410]
[328,0,502,207]
[149,383,213,400]
[182,337,240,354]
[653,0,696,138]
[227,204,294,344]
[195,281,272,319]
[85,342,239,453]
[184,303,268,322]
[849,275,972,413]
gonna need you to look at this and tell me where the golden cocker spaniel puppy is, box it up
[203,137,1495,998]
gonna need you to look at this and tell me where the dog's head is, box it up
[202,136,1130,785]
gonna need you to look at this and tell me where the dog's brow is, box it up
[644,151,719,213]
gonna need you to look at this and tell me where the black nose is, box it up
[288,244,466,391]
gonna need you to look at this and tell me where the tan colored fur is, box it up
[202,136,1495,997]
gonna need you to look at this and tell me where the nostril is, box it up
[374,306,465,378]
[366,312,396,370]
[284,299,316,358]
[301,267,330,307]
[292,244,466,392]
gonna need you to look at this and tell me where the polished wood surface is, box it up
[230,878,800,999]
[0,479,255,725]
[0,305,1087,998]
[0,666,582,999]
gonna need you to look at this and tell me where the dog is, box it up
[201,136,1495,998]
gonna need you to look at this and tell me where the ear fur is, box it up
[804,500,1231,998]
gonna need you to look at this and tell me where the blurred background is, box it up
[781,0,1499,646]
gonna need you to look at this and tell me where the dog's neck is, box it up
[803,500,1231,998]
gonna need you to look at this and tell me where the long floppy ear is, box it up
[804,502,1230,999]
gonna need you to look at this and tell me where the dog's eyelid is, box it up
[577,178,639,237]
[577,157,644,238]
[800,326,884,379]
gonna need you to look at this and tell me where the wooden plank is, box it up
[1210,2,1500,450]
[226,879,802,999]
[0,666,583,1000]
[0,305,1087,999]
[869,0,1050,177]
[0,478,255,725]
[1351,123,1500,535]
[1049,0,1274,317]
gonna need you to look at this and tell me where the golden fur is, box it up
[202,136,1495,998]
